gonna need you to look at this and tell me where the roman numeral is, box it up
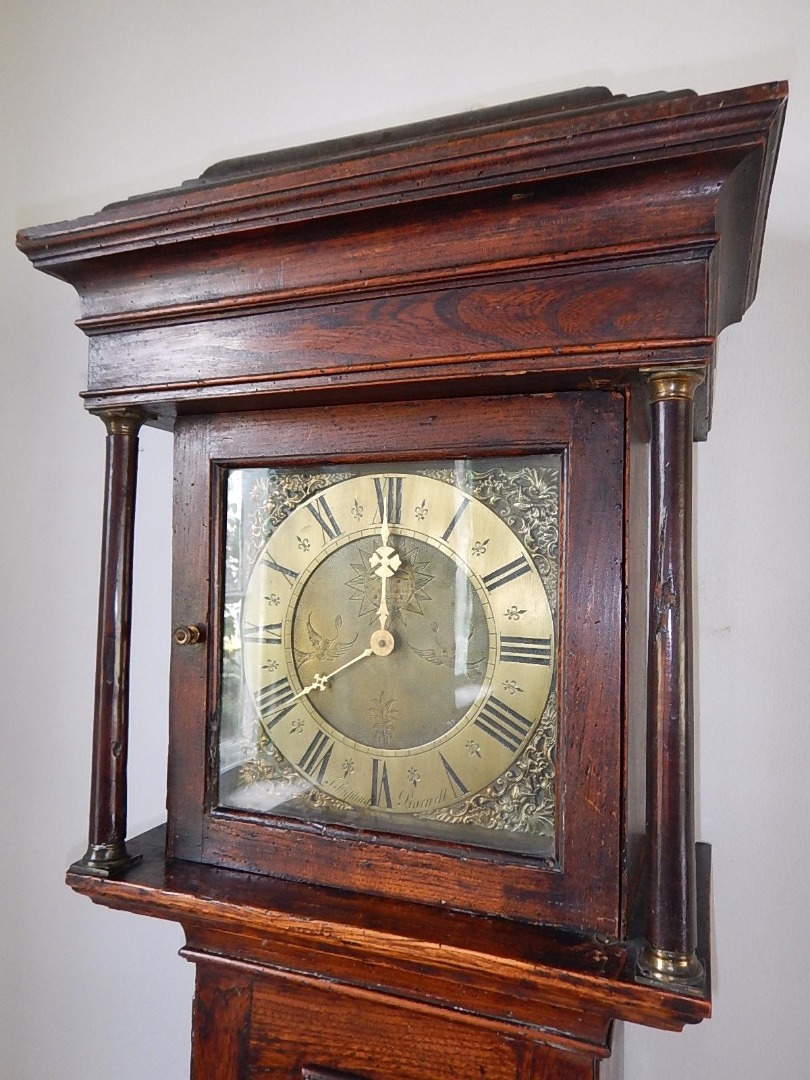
[500,634,552,665]
[307,495,342,542]
[440,497,471,542]
[373,476,403,525]
[255,677,297,729]
[242,621,282,645]
[298,731,334,784]
[482,555,532,592]
[260,554,299,584]
[474,695,533,754]
[370,758,393,809]
[439,753,468,798]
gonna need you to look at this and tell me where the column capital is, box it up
[90,407,148,437]
[642,366,706,404]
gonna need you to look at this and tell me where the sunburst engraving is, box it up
[346,540,434,626]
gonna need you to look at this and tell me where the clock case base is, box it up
[67,826,711,1079]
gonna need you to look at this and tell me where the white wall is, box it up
[2,2,808,1077]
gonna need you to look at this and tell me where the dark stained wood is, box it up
[68,165,721,327]
[640,372,704,981]
[190,965,252,1079]
[622,390,651,938]
[165,392,624,933]
[17,83,784,284]
[16,83,786,439]
[67,825,711,1037]
[165,415,213,862]
[71,409,144,877]
[79,343,715,441]
[22,81,783,1077]
[248,975,531,1079]
[80,259,709,400]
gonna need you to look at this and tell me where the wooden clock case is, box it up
[18,82,786,1079]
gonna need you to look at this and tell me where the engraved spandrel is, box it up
[420,462,560,617]
[420,690,557,835]
[247,469,354,563]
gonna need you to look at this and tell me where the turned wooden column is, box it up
[638,369,705,987]
[71,409,144,877]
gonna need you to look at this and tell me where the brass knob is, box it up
[173,624,205,646]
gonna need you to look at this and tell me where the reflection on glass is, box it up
[217,457,560,856]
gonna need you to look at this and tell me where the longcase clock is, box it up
[18,81,787,1079]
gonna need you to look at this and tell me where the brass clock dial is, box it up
[219,458,559,851]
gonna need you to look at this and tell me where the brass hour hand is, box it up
[370,490,402,633]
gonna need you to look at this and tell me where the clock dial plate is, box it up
[218,457,559,855]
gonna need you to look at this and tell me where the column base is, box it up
[69,841,143,879]
[636,945,704,991]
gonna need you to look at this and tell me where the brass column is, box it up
[638,368,705,987]
[72,409,144,877]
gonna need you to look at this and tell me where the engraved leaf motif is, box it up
[368,691,397,746]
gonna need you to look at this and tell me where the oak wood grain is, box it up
[66,825,712,1038]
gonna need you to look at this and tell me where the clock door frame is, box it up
[168,390,627,934]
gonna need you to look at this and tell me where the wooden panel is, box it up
[85,260,708,396]
[69,163,720,327]
[191,964,253,1080]
[166,415,213,859]
[248,974,532,1079]
[622,390,650,937]
[529,1043,596,1080]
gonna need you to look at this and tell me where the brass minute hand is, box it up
[262,625,398,724]
[299,647,374,699]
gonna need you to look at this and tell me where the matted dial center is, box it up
[290,534,490,751]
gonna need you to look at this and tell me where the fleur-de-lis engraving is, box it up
[262,659,279,673]
[502,679,523,696]
[351,499,364,521]
[290,718,305,734]
[471,539,489,557]
[297,536,311,552]
[505,605,526,621]
[466,739,482,757]
[264,593,281,606]
[414,499,428,521]
[343,758,354,778]
[369,691,397,746]
[407,767,420,787]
